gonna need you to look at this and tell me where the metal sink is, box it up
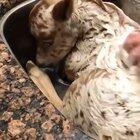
[0,0,69,99]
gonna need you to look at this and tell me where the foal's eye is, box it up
[44,40,53,47]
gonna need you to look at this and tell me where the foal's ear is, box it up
[52,0,73,21]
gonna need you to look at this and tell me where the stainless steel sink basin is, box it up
[0,0,38,67]
[0,0,69,99]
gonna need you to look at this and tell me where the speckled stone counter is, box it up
[0,1,91,139]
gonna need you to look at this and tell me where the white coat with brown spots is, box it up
[28,0,140,139]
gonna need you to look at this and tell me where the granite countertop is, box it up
[0,0,90,139]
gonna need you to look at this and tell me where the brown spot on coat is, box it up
[80,110,84,118]
[125,130,134,136]
[114,112,119,116]
[90,99,93,103]
[89,122,92,127]
[103,135,112,140]
[75,114,78,119]
[118,101,126,107]
[82,120,84,125]
[88,92,90,97]
[101,111,106,119]
[68,100,70,105]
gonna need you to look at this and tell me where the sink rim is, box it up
[0,0,37,70]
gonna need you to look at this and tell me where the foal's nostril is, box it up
[103,135,112,140]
